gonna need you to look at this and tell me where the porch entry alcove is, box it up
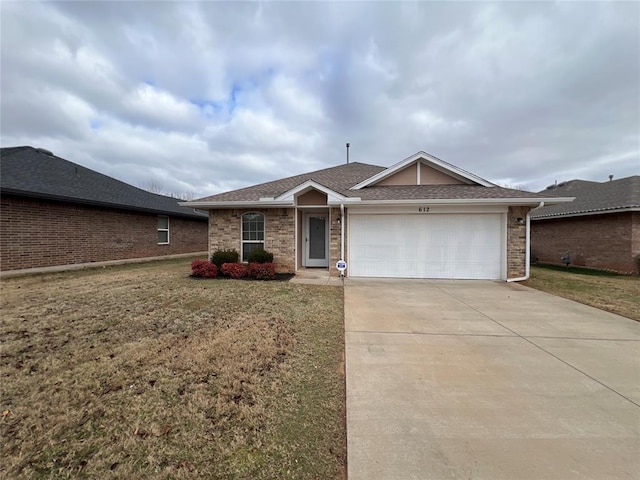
[297,188,330,269]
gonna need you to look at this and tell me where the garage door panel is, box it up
[349,214,503,279]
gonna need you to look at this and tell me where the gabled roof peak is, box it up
[350,151,494,190]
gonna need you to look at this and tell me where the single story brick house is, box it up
[184,151,571,280]
[0,146,208,272]
[531,175,640,274]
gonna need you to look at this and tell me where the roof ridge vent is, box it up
[35,147,54,156]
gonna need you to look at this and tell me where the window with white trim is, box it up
[157,216,169,244]
[241,212,264,261]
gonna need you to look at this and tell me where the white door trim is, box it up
[303,213,329,267]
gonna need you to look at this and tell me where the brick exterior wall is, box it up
[208,205,535,279]
[531,211,639,274]
[507,206,531,279]
[0,195,208,272]
[329,207,343,276]
[208,208,295,273]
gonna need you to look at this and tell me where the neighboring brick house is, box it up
[531,176,640,274]
[184,151,571,281]
[0,146,208,272]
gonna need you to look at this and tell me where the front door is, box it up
[304,214,329,267]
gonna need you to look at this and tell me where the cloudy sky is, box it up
[1,1,638,197]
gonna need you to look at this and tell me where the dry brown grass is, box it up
[525,266,640,321]
[0,258,346,479]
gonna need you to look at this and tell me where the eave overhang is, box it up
[181,196,574,209]
[347,197,574,207]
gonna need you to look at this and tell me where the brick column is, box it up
[329,207,343,276]
[506,206,531,279]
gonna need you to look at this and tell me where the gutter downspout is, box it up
[340,203,345,277]
[507,202,544,282]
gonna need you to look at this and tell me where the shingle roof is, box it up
[531,176,640,219]
[195,160,557,203]
[197,162,386,201]
[355,185,551,200]
[0,146,207,219]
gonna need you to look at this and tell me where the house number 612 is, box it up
[418,207,430,213]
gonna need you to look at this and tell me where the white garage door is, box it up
[349,214,504,279]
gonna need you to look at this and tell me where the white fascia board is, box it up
[327,197,362,205]
[179,200,294,208]
[349,204,508,214]
[530,196,575,205]
[180,196,573,209]
[350,197,574,206]
[350,151,495,190]
[275,179,349,202]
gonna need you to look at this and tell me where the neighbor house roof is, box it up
[531,176,640,219]
[0,146,207,220]
[186,153,571,208]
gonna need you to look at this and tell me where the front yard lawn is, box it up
[0,258,346,479]
[525,265,640,321]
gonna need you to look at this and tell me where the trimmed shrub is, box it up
[221,262,247,279]
[248,262,276,280]
[211,249,240,269]
[247,248,274,264]
[191,260,218,278]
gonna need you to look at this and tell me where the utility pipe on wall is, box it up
[340,203,345,275]
[507,201,544,282]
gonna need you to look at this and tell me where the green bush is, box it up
[247,248,274,264]
[210,249,239,269]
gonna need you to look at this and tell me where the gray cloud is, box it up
[1,1,638,197]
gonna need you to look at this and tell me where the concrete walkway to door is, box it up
[345,278,640,480]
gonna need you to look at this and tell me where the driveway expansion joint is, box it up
[523,335,640,342]
[347,329,518,338]
[434,284,640,409]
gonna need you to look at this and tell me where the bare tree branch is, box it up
[139,181,196,200]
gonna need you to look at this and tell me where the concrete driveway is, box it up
[345,279,640,480]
